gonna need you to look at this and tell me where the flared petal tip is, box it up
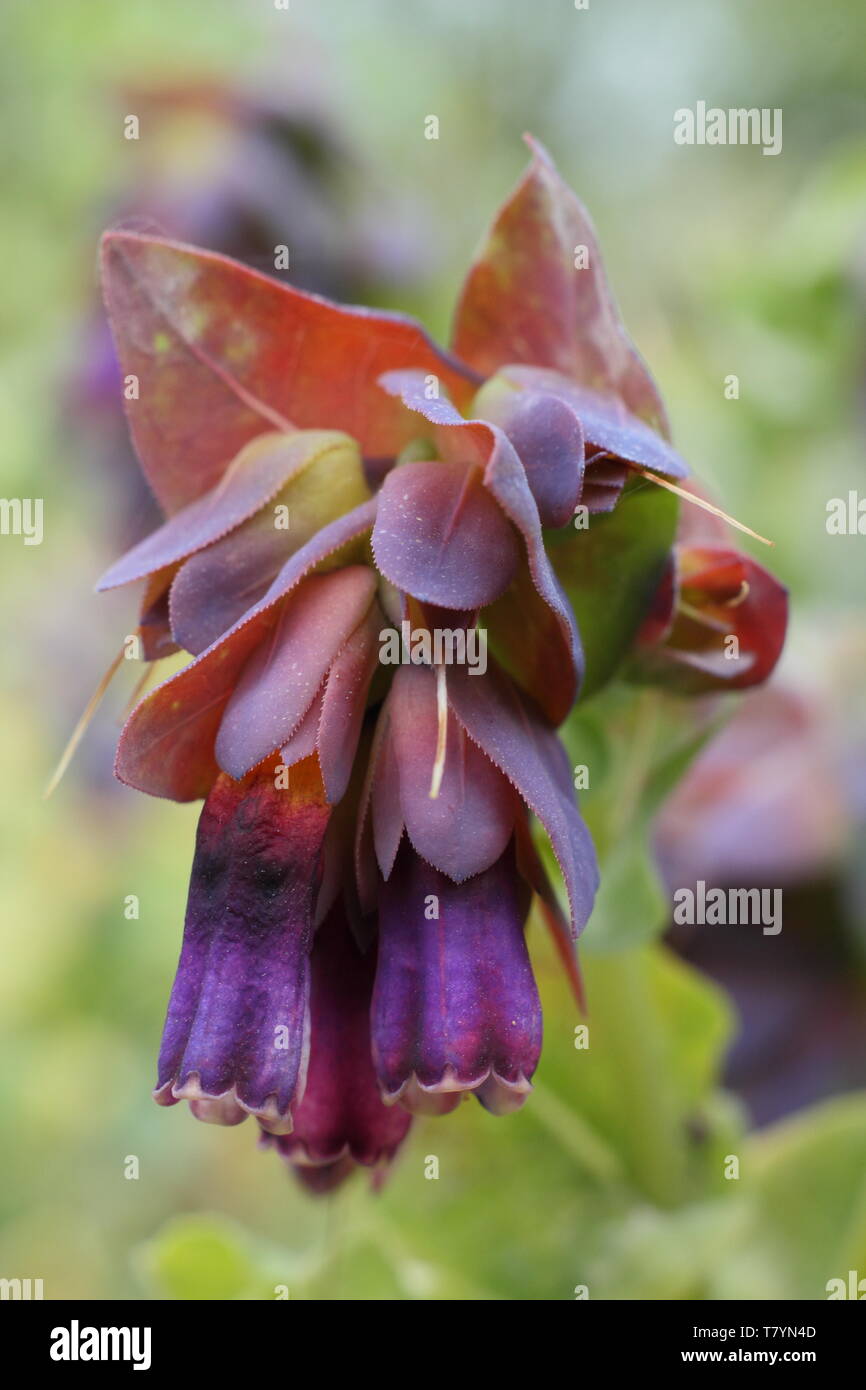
[284,1153,403,1196]
[259,1131,409,1196]
[291,1155,359,1195]
[154,1075,295,1134]
[383,1066,534,1117]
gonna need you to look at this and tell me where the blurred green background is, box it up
[1,0,865,1300]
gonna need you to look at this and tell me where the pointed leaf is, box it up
[116,500,376,800]
[379,664,516,883]
[476,366,687,481]
[97,430,354,590]
[169,433,370,653]
[451,136,669,436]
[101,231,479,513]
[447,662,598,935]
[378,370,582,715]
[216,566,376,780]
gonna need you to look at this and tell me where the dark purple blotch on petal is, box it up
[155,764,329,1133]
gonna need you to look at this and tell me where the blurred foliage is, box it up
[1,0,865,1300]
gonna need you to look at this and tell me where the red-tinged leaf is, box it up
[451,136,670,437]
[170,491,376,656]
[315,604,382,805]
[378,370,582,712]
[484,560,577,725]
[369,706,404,882]
[377,664,516,883]
[477,366,687,481]
[489,389,585,528]
[168,433,370,654]
[116,501,377,800]
[279,691,323,769]
[372,457,520,609]
[101,231,479,514]
[679,548,748,598]
[581,454,629,513]
[116,622,257,802]
[514,815,585,1011]
[447,661,598,936]
[215,566,377,780]
[138,568,179,660]
[97,430,354,591]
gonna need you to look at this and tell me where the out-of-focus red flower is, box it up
[631,544,788,693]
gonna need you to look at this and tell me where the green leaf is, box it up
[735,1095,866,1300]
[587,834,667,951]
[550,478,677,698]
[136,1214,305,1301]
[586,1197,753,1300]
[536,942,737,1207]
[560,684,720,949]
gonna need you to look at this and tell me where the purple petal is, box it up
[372,843,541,1116]
[154,767,329,1132]
[265,906,412,1169]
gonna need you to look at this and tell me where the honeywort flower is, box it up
[628,491,787,694]
[262,903,412,1187]
[630,543,788,693]
[84,137,786,1191]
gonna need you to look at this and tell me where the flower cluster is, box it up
[94,138,787,1191]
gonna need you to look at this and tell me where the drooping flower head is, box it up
[80,137,787,1192]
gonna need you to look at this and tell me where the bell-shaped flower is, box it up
[372,841,542,1116]
[263,905,412,1184]
[155,759,329,1133]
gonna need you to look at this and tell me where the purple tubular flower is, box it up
[154,763,330,1134]
[372,841,542,1116]
[263,905,412,1183]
